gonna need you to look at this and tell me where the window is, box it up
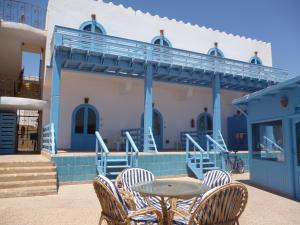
[80,21,106,34]
[296,122,300,166]
[152,36,171,47]
[87,108,96,134]
[252,120,284,162]
[250,56,262,65]
[208,48,224,57]
[75,108,84,133]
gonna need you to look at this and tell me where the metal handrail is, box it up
[42,123,55,155]
[206,133,229,170]
[125,131,139,167]
[186,134,207,174]
[95,131,109,176]
[52,25,289,83]
[148,127,158,152]
[0,0,46,29]
[263,136,284,152]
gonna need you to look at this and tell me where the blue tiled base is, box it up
[52,152,249,184]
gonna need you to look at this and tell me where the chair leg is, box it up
[98,215,104,225]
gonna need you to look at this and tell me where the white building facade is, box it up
[41,0,288,151]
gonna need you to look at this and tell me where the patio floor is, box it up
[0,173,299,225]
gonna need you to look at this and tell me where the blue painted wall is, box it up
[52,152,249,183]
[246,86,300,199]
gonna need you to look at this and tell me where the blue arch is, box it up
[208,47,224,58]
[141,108,164,150]
[71,103,100,150]
[151,36,172,47]
[79,20,107,35]
[249,56,263,65]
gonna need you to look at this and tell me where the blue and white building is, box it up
[233,76,300,200]
[0,0,293,183]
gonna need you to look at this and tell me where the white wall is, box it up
[45,0,272,68]
[43,70,244,150]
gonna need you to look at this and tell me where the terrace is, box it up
[49,26,290,154]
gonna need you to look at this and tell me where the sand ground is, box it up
[0,173,300,225]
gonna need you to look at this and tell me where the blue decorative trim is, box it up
[79,20,107,35]
[249,56,263,65]
[208,47,224,58]
[151,36,172,47]
[71,103,100,150]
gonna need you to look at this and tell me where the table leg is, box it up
[159,196,170,225]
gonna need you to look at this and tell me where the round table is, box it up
[133,179,209,225]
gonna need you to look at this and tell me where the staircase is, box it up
[145,127,158,152]
[96,131,138,181]
[185,134,219,179]
[17,79,41,99]
[0,159,57,198]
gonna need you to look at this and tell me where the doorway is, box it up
[293,118,300,200]
[71,104,99,150]
[141,109,163,150]
[17,110,39,153]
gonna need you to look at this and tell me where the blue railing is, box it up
[121,128,143,151]
[180,130,212,149]
[95,131,109,176]
[125,131,139,167]
[42,123,55,155]
[52,26,289,82]
[206,134,229,170]
[0,0,46,29]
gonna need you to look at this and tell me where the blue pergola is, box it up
[50,26,289,151]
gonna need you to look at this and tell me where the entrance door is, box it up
[71,104,99,150]
[293,118,300,200]
[196,112,213,146]
[141,109,163,150]
[17,110,39,153]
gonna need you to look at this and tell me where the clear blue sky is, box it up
[24,0,300,77]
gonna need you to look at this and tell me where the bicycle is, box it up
[225,151,245,173]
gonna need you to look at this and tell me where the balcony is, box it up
[0,0,46,29]
[52,26,289,92]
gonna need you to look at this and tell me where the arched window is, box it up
[151,36,172,47]
[250,56,262,65]
[79,20,106,34]
[208,48,224,57]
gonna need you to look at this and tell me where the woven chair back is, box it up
[190,183,248,225]
[93,175,128,223]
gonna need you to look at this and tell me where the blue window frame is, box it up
[208,48,224,57]
[79,20,106,34]
[151,36,172,47]
[250,56,262,65]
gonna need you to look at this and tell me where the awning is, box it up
[0,97,47,110]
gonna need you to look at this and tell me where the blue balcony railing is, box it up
[53,26,289,83]
[0,0,46,29]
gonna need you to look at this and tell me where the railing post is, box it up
[185,136,189,162]
[126,138,129,166]
[50,123,55,155]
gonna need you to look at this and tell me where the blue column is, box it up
[212,73,224,168]
[212,74,221,139]
[50,53,62,151]
[143,63,153,152]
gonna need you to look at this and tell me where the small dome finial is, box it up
[160,29,164,36]
[214,42,218,48]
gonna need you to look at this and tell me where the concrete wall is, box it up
[43,70,244,150]
[247,87,300,198]
[45,0,272,68]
